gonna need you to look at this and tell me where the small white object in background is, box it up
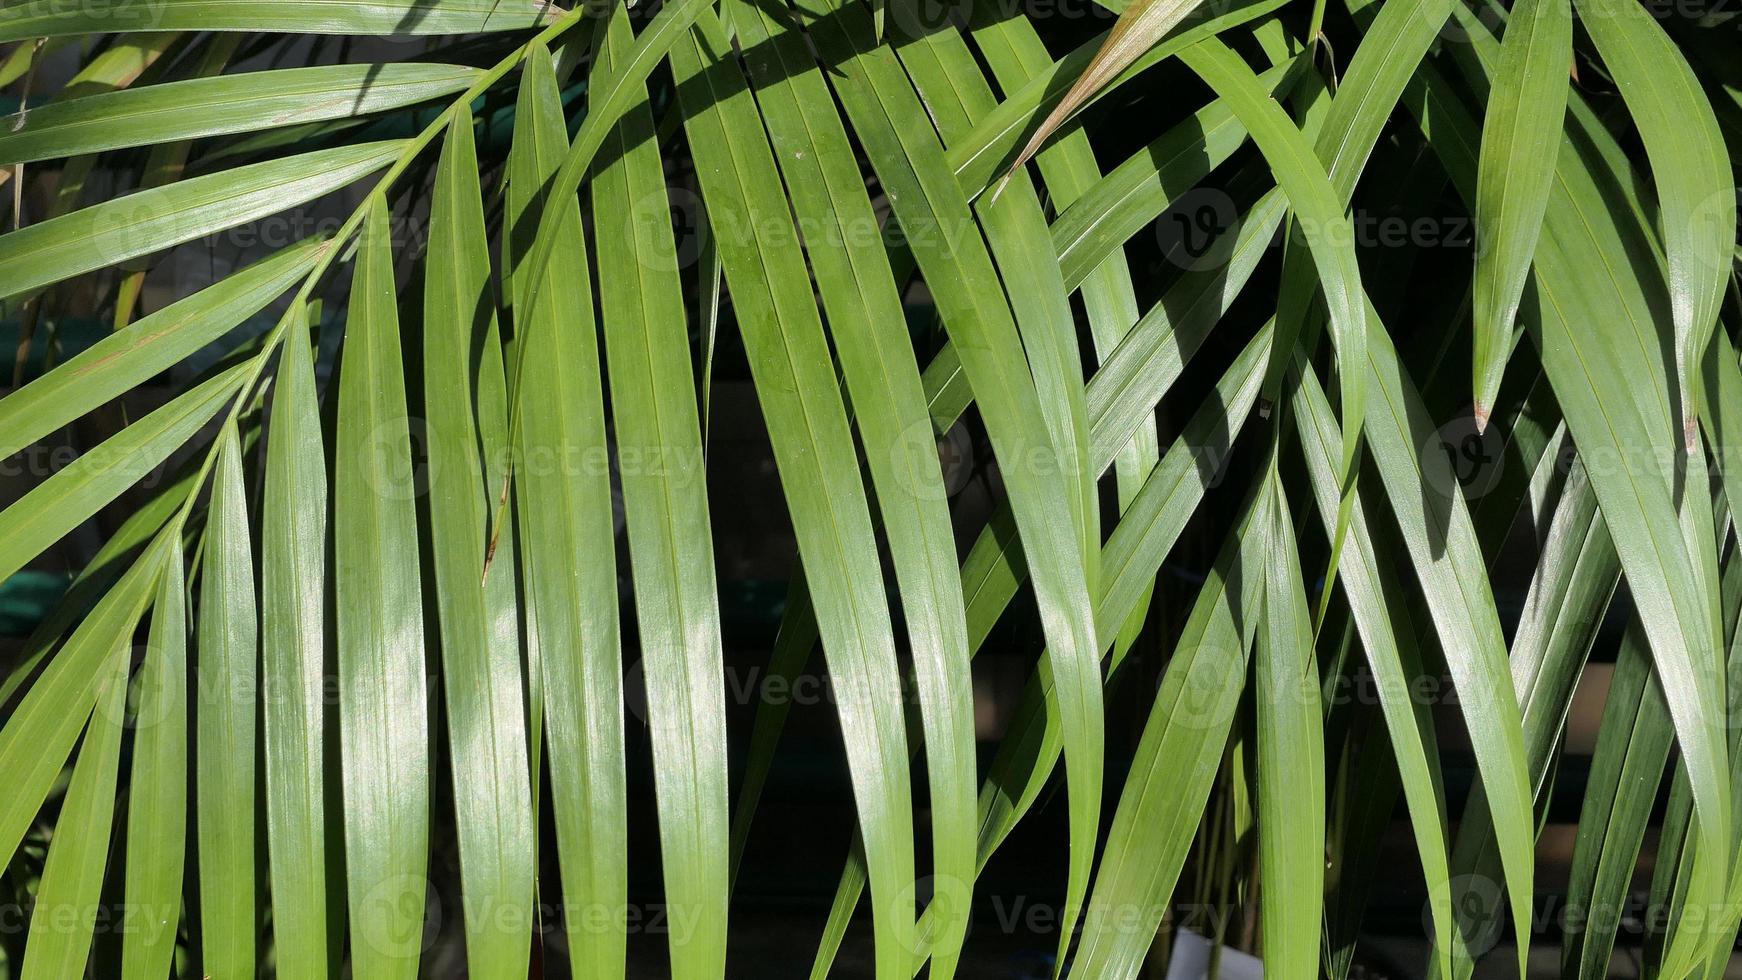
[1165,928,1264,980]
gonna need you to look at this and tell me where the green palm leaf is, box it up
[0,64,481,165]
[1068,461,1273,980]
[0,536,169,872]
[506,39,630,979]
[1254,456,1324,979]
[121,540,189,980]
[20,655,129,980]
[423,108,535,980]
[196,422,260,977]
[0,1,1737,977]
[0,142,401,301]
[1410,24,1734,971]
[335,195,430,980]
[0,364,247,588]
[794,0,1107,953]
[0,0,561,43]
[1575,0,1734,444]
[728,0,978,967]
[1471,0,1570,425]
[672,19,922,973]
[0,237,324,461]
[262,307,334,980]
[591,13,729,976]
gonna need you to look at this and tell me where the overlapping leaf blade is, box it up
[1254,463,1324,979]
[1178,38,1366,483]
[507,39,630,979]
[0,2,1733,977]
[0,64,480,165]
[728,0,978,968]
[335,195,430,980]
[1405,30,1733,971]
[20,656,129,980]
[196,422,260,977]
[1004,0,1208,180]
[0,0,562,43]
[672,18,920,974]
[262,307,334,980]
[791,0,1106,956]
[591,13,729,976]
[0,535,169,872]
[0,364,247,588]
[0,142,402,302]
[0,236,326,461]
[1575,0,1734,444]
[423,108,535,980]
[1471,0,1570,424]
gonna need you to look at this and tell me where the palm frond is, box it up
[0,0,1739,976]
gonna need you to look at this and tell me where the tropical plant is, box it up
[0,0,1738,975]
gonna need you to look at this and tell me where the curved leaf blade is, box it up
[1471,0,1570,425]
[122,539,189,980]
[0,141,402,302]
[0,363,247,589]
[790,0,1106,962]
[730,1,978,969]
[20,656,130,980]
[1254,466,1324,980]
[671,19,919,974]
[0,64,481,165]
[0,536,169,872]
[196,422,260,978]
[1575,0,1735,444]
[591,14,730,976]
[0,236,327,462]
[262,308,335,980]
[335,195,430,980]
[506,40,629,980]
[1002,0,1207,182]
[1178,38,1366,481]
[423,108,535,980]
[0,0,562,43]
